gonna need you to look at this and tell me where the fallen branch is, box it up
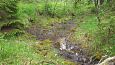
[97,56,115,65]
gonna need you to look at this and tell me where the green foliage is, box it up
[0,38,39,65]
[0,37,76,65]
[0,0,19,20]
[16,0,94,18]
[37,1,74,17]
[3,29,24,39]
[74,9,115,56]
[17,2,36,19]
[0,0,115,64]
[0,0,27,34]
[95,15,115,56]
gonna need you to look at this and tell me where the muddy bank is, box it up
[26,19,76,41]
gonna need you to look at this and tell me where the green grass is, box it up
[0,38,38,65]
[79,16,98,32]
[34,15,72,28]
[17,2,36,18]
[75,15,98,39]
[0,34,76,65]
[74,12,115,56]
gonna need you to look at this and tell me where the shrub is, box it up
[37,2,74,17]
[0,0,19,20]
[17,2,36,19]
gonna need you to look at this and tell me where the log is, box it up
[97,56,115,65]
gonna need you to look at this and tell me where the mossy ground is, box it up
[0,32,76,65]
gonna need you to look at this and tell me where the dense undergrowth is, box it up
[0,0,115,65]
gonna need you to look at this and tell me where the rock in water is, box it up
[59,37,67,50]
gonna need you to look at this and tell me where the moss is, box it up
[32,40,76,65]
[95,52,103,60]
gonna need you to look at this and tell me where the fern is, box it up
[3,29,25,39]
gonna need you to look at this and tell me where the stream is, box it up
[26,19,100,65]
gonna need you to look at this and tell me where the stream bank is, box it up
[27,19,100,65]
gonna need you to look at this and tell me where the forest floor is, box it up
[0,10,114,65]
[0,14,114,65]
[26,17,100,65]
